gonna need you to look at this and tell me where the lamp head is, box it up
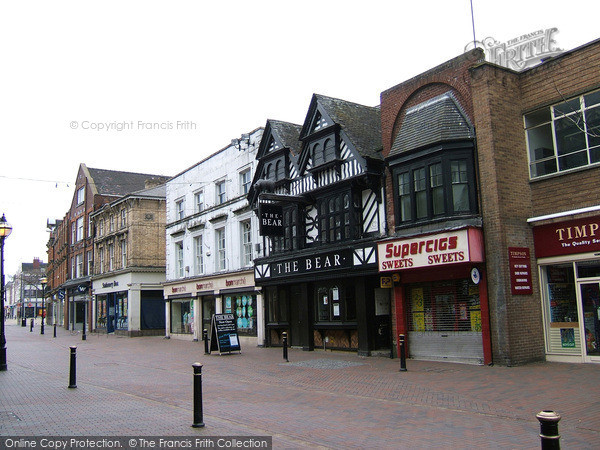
[0,214,12,239]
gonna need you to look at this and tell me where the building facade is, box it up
[164,128,264,347]
[379,39,600,365]
[249,95,388,356]
[12,258,48,324]
[47,163,170,331]
[91,182,167,336]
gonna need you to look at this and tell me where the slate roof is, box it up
[87,168,170,197]
[312,94,382,160]
[389,92,474,157]
[269,119,302,156]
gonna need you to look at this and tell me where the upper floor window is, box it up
[120,209,127,228]
[240,169,251,195]
[241,221,252,267]
[194,190,204,213]
[193,235,204,275]
[175,199,185,220]
[216,227,226,271]
[109,215,115,232]
[216,180,227,205]
[98,219,104,237]
[274,160,285,181]
[392,151,477,226]
[175,241,184,278]
[525,90,600,178]
[318,192,357,244]
[120,240,127,269]
[323,138,335,162]
[75,217,84,242]
[86,251,93,276]
[108,243,114,271]
[99,247,105,274]
[76,187,85,205]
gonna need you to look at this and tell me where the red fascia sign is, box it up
[533,215,600,258]
[378,228,484,272]
[508,247,533,295]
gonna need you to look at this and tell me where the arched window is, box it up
[275,159,285,180]
[312,143,323,166]
[264,163,272,180]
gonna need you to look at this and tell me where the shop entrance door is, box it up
[579,282,600,359]
[107,297,116,333]
[202,298,214,337]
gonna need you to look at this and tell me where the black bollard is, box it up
[399,334,407,372]
[40,318,44,335]
[53,323,57,338]
[21,317,26,327]
[30,319,34,332]
[203,329,209,355]
[191,363,205,428]
[282,331,288,362]
[68,346,77,388]
[536,410,561,449]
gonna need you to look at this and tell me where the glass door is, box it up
[579,282,600,359]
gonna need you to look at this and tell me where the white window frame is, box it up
[241,220,252,267]
[239,168,252,196]
[86,251,93,276]
[76,253,83,278]
[175,241,184,278]
[99,247,105,274]
[76,217,84,242]
[216,180,227,205]
[216,228,226,271]
[120,209,127,228]
[76,187,85,205]
[193,235,204,275]
[176,198,185,220]
[194,190,204,213]
[120,240,127,268]
[108,243,114,271]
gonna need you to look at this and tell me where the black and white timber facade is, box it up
[248,94,389,355]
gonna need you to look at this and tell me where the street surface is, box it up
[1,319,599,448]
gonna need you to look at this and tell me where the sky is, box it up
[0,0,598,277]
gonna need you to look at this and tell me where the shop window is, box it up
[546,264,578,323]
[171,300,193,334]
[223,294,256,335]
[576,260,600,278]
[525,89,600,178]
[116,294,128,330]
[407,280,481,332]
[96,297,106,328]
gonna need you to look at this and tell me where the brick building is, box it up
[378,39,600,365]
[90,181,167,336]
[46,164,169,332]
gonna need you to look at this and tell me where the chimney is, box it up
[33,258,41,269]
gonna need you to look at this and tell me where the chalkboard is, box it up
[209,313,241,354]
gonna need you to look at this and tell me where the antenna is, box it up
[470,0,477,49]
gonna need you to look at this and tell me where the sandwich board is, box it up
[209,313,241,355]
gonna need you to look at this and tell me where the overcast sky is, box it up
[0,1,598,276]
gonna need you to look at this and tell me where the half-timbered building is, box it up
[249,95,389,355]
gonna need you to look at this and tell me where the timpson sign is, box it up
[378,228,484,272]
[533,215,600,258]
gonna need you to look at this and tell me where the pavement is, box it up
[1,319,600,449]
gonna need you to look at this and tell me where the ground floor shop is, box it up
[163,270,263,346]
[378,227,492,365]
[532,213,600,363]
[254,245,389,356]
[92,272,165,336]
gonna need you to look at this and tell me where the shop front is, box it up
[531,214,600,363]
[64,281,90,331]
[254,245,389,356]
[378,227,491,365]
[163,270,262,346]
[92,272,165,336]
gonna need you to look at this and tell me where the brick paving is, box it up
[1,319,600,448]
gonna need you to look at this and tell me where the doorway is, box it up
[580,282,600,358]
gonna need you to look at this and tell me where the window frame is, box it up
[241,220,252,267]
[193,235,204,275]
[194,190,204,213]
[175,198,185,221]
[239,169,252,195]
[391,148,477,227]
[216,180,227,205]
[216,227,226,271]
[525,89,600,179]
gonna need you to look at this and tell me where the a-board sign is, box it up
[209,313,241,354]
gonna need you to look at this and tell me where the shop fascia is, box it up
[377,228,484,272]
[165,274,253,297]
[532,215,600,258]
[92,273,132,295]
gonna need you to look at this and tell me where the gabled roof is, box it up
[268,120,303,157]
[300,94,382,159]
[86,167,170,197]
[389,92,474,158]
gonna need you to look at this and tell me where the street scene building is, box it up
[7,258,47,323]
[46,164,170,332]
[249,95,388,355]
[378,39,600,365]
[163,128,264,346]
[90,181,168,336]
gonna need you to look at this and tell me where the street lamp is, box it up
[40,277,47,335]
[1,213,13,371]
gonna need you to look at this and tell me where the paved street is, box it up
[1,319,599,449]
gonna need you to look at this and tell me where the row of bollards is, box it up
[60,340,561,445]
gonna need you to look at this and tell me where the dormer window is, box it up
[312,112,328,132]
[324,138,335,162]
[275,160,285,181]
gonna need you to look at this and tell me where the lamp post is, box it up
[40,277,47,335]
[1,213,13,371]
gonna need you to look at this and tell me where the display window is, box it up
[315,283,356,323]
[171,299,193,334]
[96,297,107,328]
[266,286,288,324]
[223,294,257,335]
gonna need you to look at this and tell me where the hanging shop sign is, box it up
[209,313,241,355]
[258,203,284,236]
[378,228,484,272]
[533,215,600,258]
[508,247,533,295]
